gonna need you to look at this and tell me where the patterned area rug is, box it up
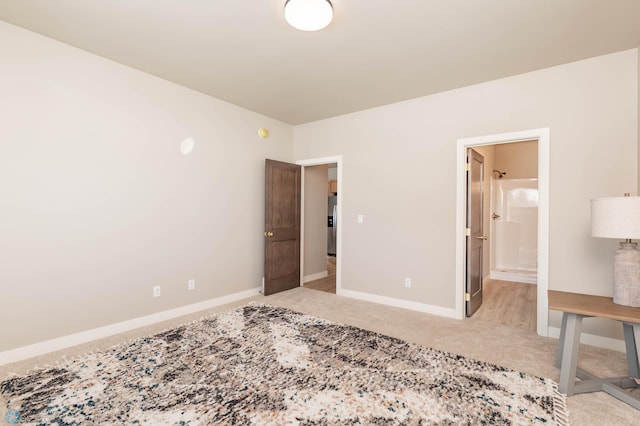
[1,304,568,425]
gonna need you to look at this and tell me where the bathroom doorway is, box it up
[456,128,550,337]
[469,141,538,331]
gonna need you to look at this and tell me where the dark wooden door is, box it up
[466,148,485,316]
[264,159,301,295]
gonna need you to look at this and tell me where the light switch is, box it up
[357,214,364,224]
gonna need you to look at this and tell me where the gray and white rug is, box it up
[1,303,568,424]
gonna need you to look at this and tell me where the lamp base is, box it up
[613,241,640,307]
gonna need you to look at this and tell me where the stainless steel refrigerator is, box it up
[327,195,337,256]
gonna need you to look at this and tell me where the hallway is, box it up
[304,256,336,293]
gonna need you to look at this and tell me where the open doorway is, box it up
[296,156,342,295]
[468,141,539,332]
[456,129,550,337]
[302,163,337,293]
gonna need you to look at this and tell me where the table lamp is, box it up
[591,194,640,307]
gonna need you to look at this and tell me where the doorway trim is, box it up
[296,155,343,295]
[455,128,550,336]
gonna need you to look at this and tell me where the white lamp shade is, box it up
[284,0,333,31]
[591,196,640,239]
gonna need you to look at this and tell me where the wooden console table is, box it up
[549,290,640,409]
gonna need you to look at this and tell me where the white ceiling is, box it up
[1,0,639,125]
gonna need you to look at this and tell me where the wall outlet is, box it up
[153,285,161,297]
[188,279,195,290]
[404,277,412,288]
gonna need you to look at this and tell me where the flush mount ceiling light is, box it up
[284,0,333,31]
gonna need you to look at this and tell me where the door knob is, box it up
[264,231,273,237]
[476,235,488,240]
[491,213,501,220]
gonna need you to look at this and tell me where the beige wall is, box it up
[1,20,638,352]
[495,140,538,179]
[0,22,293,352]
[303,165,329,279]
[293,49,638,340]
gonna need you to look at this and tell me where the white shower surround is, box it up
[490,178,539,285]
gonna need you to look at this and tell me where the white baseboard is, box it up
[0,288,261,366]
[6,288,626,367]
[338,289,461,319]
[303,271,328,283]
[336,291,626,351]
[547,326,626,353]
[490,271,537,285]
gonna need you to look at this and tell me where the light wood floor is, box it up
[470,278,537,332]
[304,261,535,332]
[304,256,336,293]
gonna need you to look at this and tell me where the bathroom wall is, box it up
[495,140,538,179]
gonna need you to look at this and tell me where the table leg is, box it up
[555,312,568,369]
[623,322,640,378]
[557,312,583,395]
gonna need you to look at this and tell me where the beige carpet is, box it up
[1,287,637,424]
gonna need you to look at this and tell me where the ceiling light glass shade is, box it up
[591,196,640,239]
[284,0,333,31]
